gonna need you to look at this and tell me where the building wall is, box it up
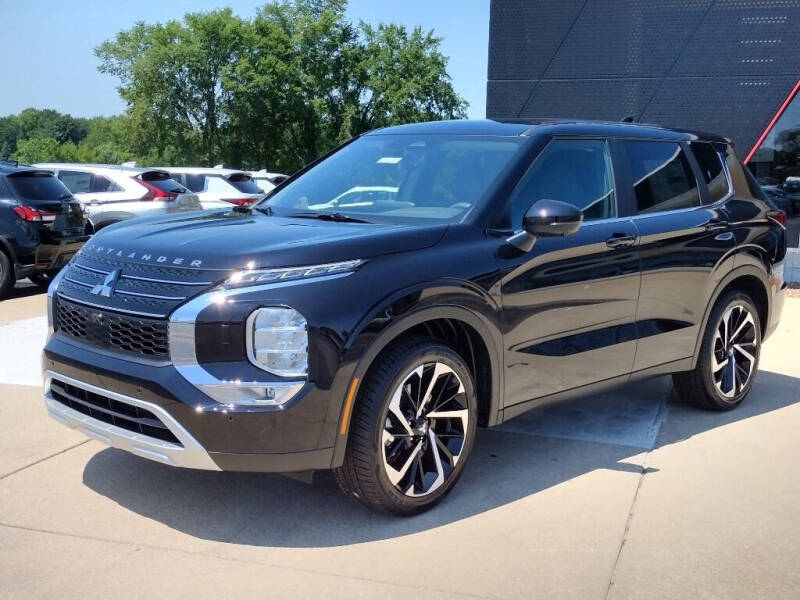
[486,0,800,155]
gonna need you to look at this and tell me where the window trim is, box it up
[489,135,622,231]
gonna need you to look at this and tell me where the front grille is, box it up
[56,298,169,358]
[57,251,218,318]
[49,379,181,445]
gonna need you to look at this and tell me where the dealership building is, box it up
[486,0,800,203]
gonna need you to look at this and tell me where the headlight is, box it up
[225,259,363,288]
[246,307,308,377]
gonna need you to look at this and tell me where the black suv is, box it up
[42,120,786,515]
[0,162,88,296]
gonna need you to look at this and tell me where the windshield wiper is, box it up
[286,212,371,224]
[58,192,72,200]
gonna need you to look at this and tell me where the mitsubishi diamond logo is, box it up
[90,269,120,297]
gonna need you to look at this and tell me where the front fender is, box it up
[327,280,504,468]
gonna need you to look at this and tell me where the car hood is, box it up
[81,209,449,272]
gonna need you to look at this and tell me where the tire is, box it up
[29,270,58,289]
[0,250,14,298]
[334,336,478,516]
[673,291,761,411]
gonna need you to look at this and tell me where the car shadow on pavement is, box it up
[5,282,45,300]
[82,370,798,548]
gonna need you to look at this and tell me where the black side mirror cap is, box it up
[507,199,583,252]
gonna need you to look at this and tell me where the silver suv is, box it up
[35,163,206,231]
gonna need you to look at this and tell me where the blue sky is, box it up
[1,0,489,119]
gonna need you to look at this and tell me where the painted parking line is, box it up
[0,316,47,386]
[495,376,671,449]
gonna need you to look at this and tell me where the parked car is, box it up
[35,163,207,231]
[761,186,795,216]
[164,167,264,206]
[42,120,786,515]
[249,169,289,193]
[0,162,88,295]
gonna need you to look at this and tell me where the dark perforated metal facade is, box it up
[487,0,800,153]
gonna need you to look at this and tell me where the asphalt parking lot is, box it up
[1,284,798,599]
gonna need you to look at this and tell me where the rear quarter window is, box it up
[690,142,730,203]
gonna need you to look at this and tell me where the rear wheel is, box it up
[334,337,477,516]
[0,251,14,298]
[673,291,761,410]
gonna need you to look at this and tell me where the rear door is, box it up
[498,137,641,406]
[57,169,128,224]
[616,139,736,371]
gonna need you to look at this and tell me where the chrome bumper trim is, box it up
[43,370,220,470]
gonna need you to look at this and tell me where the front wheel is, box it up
[673,291,761,411]
[334,337,478,516]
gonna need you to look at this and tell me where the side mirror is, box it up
[507,199,583,252]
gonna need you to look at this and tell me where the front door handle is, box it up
[605,233,637,248]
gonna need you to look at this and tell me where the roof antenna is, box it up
[622,115,635,123]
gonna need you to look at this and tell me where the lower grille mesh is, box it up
[49,379,181,445]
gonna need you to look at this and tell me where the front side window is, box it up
[497,138,616,229]
[621,141,699,214]
[262,134,524,225]
[690,142,729,203]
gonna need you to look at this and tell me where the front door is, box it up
[497,138,641,407]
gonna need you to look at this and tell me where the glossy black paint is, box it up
[43,120,786,472]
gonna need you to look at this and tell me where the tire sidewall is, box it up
[371,344,478,513]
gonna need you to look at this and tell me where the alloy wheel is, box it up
[381,362,469,498]
[712,304,758,398]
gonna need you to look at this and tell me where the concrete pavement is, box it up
[0,285,797,599]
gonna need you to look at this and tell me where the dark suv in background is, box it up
[0,162,88,296]
[42,120,786,515]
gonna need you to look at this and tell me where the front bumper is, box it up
[42,335,338,472]
[44,371,220,470]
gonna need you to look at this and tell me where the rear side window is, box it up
[8,172,72,201]
[690,142,729,203]
[621,141,699,214]
[500,138,616,229]
[227,174,262,194]
[59,171,122,194]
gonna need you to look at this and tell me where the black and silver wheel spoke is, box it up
[382,361,468,498]
[712,304,757,398]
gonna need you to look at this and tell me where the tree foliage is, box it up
[3,1,466,172]
[94,0,467,172]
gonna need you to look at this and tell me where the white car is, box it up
[248,169,289,193]
[163,167,265,206]
[34,163,207,231]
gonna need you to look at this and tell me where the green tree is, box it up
[96,8,246,166]
[12,137,63,163]
[95,0,467,172]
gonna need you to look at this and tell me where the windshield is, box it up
[9,172,73,202]
[261,134,524,224]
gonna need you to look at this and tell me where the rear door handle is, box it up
[704,218,729,231]
[605,234,637,248]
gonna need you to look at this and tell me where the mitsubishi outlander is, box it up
[42,120,787,515]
